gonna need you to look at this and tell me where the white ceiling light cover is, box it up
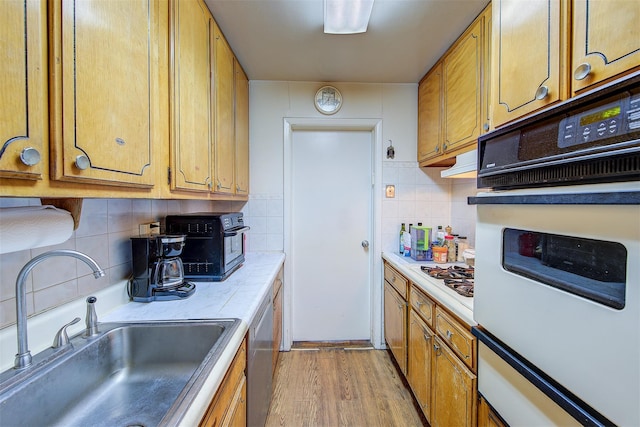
[324,0,375,34]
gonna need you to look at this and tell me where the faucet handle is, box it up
[52,317,81,348]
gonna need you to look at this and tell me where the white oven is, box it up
[471,72,640,426]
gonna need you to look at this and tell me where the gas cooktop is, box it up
[420,265,474,297]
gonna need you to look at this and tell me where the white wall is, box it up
[245,81,476,253]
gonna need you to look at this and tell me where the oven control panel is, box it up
[558,92,640,148]
[477,72,640,190]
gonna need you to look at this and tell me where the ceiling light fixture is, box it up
[324,0,374,34]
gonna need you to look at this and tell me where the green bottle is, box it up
[399,223,406,254]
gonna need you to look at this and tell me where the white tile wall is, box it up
[381,161,459,253]
[242,194,284,252]
[0,197,242,329]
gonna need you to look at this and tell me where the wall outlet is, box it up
[139,221,161,236]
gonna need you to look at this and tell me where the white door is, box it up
[291,129,372,342]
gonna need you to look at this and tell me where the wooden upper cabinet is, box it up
[572,0,640,94]
[418,4,490,167]
[235,59,249,195]
[490,0,568,128]
[213,21,235,194]
[417,63,443,163]
[170,0,213,193]
[442,17,483,154]
[0,0,47,180]
[50,0,163,187]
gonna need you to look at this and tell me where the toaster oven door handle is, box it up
[223,226,250,237]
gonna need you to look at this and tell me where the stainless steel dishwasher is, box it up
[248,291,273,427]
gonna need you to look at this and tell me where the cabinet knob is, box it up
[361,240,369,248]
[446,329,453,340]
[216,180,221,190]
[19,147,41,166]
[435,146,440,153]
[483,122,490,132]
[423,333,431,342]
[535,85,549,100]
[75,154,90,170]
[574,63,592,81]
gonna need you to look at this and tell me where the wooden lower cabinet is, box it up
[432,335,477,427]
[385,266,478,427]
[478,396,507,427]
[384,280,407,374]
[200,338,247,427]
[272,266,284,375]
[408,309,434,423]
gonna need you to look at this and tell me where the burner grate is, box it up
[420,265,474,297]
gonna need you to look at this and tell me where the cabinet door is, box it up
[213,22,235,194]
[170,0,213,192]
[442,18,483,153]
[408,309,434,423]
[1,0,47,181]
[572,0,640,93]
[417,63,443,163]
[483,3,492,133]
[491,0,568,128]
[432,336,477,427]
[222,375,246,427]
[51,0,161,187]
[234,59,249,195]
[478,396,507,427]
[384,281,407,374]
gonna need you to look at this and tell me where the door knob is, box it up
[361,240,369,248]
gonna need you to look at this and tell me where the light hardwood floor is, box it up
[265,347,427,426]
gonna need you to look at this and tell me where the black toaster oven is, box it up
[165,212,249,281]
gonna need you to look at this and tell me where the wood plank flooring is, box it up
[265,347,427,427]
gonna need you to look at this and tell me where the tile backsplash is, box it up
[0,198,243,329]
[381,161,477,254]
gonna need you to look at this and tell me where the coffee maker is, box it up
[129,234,196,302]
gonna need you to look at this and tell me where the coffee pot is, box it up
[129,234,195,302]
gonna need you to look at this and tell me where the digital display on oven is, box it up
[578,105,621,126]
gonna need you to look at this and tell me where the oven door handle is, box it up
[223,226,250,237]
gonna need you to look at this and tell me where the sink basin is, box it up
[0,319,241,427]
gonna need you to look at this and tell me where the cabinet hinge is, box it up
[167,167,171,185]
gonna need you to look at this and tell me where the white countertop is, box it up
[103,251,285,426]
[382,251,475,326]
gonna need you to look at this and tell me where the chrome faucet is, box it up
[14,250,105,370]
[84,296,99,337]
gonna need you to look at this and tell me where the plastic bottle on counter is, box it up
[445,225,452,236]
[399,223,406,255]
[445,235,456,262]
[403,227,412,257]
[456,236,468,262]
[436,226,445,245]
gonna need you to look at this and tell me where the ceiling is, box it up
[204,0,489,83]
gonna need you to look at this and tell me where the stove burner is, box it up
[420,266,474,297]
[443,279,474,297]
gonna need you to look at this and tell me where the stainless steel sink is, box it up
[0,319,241,427]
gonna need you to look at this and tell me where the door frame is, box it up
[282,118,384,350]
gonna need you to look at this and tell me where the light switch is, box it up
[385,185,395,198]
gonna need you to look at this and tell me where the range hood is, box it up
[440,149,477,178]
